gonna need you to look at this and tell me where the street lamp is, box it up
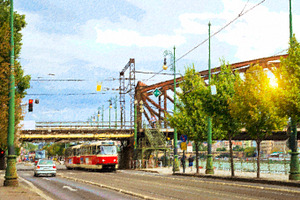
[163,46,179,173]
[288,0,300,181]
[205,22,214,174]
[4,0,18,186]
[109,99,112,129]
[134,100,138,150]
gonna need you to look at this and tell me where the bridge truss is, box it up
[135,54,288,128]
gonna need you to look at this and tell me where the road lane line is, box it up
[63,185,77,191]
[58,174,161,200]
[19,176,54,200]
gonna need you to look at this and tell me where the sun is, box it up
[269,77,278,88]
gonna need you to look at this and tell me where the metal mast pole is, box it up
[4,0,18,186]
[288,0,300,181]
[206,22,214,174]
[173,46,179,173]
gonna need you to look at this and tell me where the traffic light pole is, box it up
[4,0,18,186]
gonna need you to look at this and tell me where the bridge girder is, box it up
[135,54,288,127]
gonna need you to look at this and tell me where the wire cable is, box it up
[145,0,266,82]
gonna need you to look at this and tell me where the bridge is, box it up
[19,54,292,144]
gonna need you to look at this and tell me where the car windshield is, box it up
[38,160,53,165]
[98,146,117,155]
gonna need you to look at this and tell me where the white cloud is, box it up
[96,28,185,48]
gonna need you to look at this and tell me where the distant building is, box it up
[260,141,274,156]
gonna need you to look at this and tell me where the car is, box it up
[34,159,56,177]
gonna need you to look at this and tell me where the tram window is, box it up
[99,146,117,155]
[92,146,97,154]
[96,145,101,155]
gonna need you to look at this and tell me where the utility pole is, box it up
[4,0,18,186]
[102,105,104,128]
[206,22,214,175]
[288,0,300,181]
[115,96,117,128]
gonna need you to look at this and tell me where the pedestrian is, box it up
[188,155,194,171]
[181,155,186,168]
[150,115,157,128]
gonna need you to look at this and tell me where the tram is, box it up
[65,141,118,171]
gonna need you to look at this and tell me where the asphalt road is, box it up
[17,163,300,200]
[18,171,139,200]
[58,169,300,200]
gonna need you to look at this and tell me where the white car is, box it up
[34,159,56,177]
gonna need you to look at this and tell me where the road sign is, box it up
[180,135,187,142]
[153,88,162,97]
[180,142,187,150]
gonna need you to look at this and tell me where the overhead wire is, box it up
[145,0,266,82]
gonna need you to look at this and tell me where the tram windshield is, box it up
[97,145,117,155]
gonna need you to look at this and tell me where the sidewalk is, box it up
[138,166,300,187]
[0,170,46,200]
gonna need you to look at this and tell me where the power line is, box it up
[145,0,266,82]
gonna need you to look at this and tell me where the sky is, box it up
[14,0,300,123]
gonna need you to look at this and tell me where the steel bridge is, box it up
[20,54,291,143]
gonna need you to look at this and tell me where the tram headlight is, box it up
[113,159,116,162]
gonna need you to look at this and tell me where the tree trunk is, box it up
[195,141,199,174]
[256,140,261,178]
[229,135,235,177]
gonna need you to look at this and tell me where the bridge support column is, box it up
[119,138,134,169]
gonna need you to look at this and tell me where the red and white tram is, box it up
[65,141,118,171]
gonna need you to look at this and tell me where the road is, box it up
[18,165,300,200]
[19,171,139,200]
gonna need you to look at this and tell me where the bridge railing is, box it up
[35,121,133,130]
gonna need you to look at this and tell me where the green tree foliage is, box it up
[244,147,256,157]
[45,143,66,157]
[216,147,226,151]
[167,65,208,173]
[275,35,300,121]
[229,65,286,178]
[233,145,244,152]
[168,65,208,142]
[200,60,242,176]
[0,0,30,150]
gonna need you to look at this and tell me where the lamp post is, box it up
[134,100,138,150]
[115,96,117,128]
[109,99,112,129]
[4,0,18,186]
[205,22,214,174]
[102,105,104,128]
[97,107,100,129]
[288,0,300,181]
[163,46,179,173]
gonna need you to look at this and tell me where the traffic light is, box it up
[28,99,33,112]
[0,148,5,158]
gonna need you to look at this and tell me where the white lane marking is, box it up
[19,176,54,200]
[43,178,51,181]
[63,185,78,191]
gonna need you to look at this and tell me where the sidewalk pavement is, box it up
[0,170,46,200]
[138,166,300,187]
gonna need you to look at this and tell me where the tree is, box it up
[0,0,30,150]
[274,35,300,180]
[244,147,256,157]
[167,65,208,173]
[200,60,242,177]
[229,64,286,178]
